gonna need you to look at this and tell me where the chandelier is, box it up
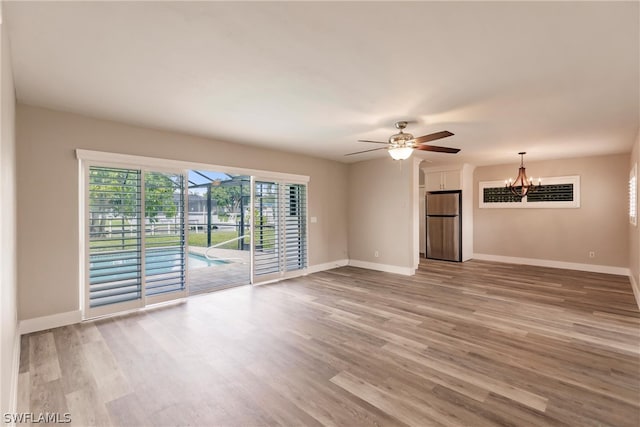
[505,152,540,197]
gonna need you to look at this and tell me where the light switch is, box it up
[310,216,317,223]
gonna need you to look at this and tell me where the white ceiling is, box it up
[5,1,639,166]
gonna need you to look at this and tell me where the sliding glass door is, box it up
[84,162,308,318]
[252,179,307,283]
[85,166,187,318]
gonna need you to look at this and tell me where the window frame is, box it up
[479,175,580,209]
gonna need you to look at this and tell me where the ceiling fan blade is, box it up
[344,147,388,156]
[414,131,454,144]
[415,145,460,154]
[357,139,389,144]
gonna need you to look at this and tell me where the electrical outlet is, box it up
[589,251,596,258]
[374,250,379,258]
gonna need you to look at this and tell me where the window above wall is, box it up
[479,176,580,209]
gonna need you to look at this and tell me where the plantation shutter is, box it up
[88,167,143,308]
[284,183,307,272]
[254,181,280,276]
[144,172,186,296]
[253,181,307,280]
[86,165,187,318]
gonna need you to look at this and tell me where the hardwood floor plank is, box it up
[16,372,30,414]
[29,379,68,421]
[65,387,113,427]
[320,334,491,403]
[331,370,451,427]
[29,332,62,385]
[105,393,151,427]
[382,342,549,412]
[19,335,29,374]
[51,326,96,396]
[82,339,133,403]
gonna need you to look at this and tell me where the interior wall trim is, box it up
[9,331,20,424]
[306,259,349,274]
[348,259,415,276]
[18,310,82,335]
[629,274,640,311]
[473,253,630,276]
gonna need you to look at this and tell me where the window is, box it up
[479,176,580,209]
[630,164,637,226]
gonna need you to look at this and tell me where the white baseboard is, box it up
[348,259,415,276]
[8,329,20,423]
[629,274,640,311]
[306,259,349,274]
[18,310,82,335]
[473,253,630,276]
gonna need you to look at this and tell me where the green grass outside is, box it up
[89,228,272,251]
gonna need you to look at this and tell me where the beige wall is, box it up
[348,157,415,271]
[0,11,17,416]
[474,154,630,268]
[16,104,349,320]
[629,130,640,302]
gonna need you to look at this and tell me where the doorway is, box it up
[186,170,251,294]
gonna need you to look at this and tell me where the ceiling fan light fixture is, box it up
[388,146,414,160]
[388,124,416,160]
[346,121,457,159]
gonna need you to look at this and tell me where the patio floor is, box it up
[188,247,250,295]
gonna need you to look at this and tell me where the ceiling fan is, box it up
[346,121,460,160]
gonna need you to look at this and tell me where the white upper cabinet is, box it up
[425,170,461,191]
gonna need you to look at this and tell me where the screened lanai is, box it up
[186,170,251,294]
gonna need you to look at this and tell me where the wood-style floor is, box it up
[18,260,640,426]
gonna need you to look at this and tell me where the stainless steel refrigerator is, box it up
[426,191,462,262]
